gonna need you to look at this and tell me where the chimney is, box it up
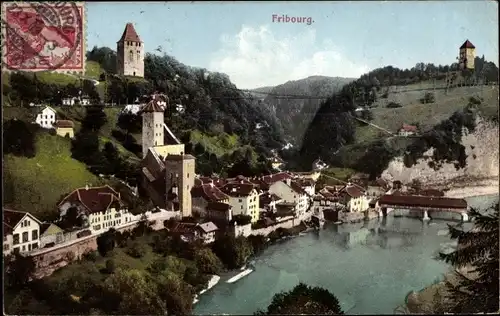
[85,184,89,190]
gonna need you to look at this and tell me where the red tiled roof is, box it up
[460,40,475,49]
[338,185,364,198]
[378,194,467,209]
[171,222,197,234]
[221,183,256,197]
[4,208,40,235]
[400,124,418,132]
[118,22,142,42]
[191,184,229,202]
[58,185,123,214]
[290,180,307,195]
[226,175,254,185]
[55,120,74,128]
[261,172,292,185]
[141,99,165,113]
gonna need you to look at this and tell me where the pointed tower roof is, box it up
[460,40,475,49]
[118,22,142,43]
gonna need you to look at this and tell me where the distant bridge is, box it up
[377,194,469,221]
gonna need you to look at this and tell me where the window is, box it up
[13,247,19,254]
[129,50,134,62]
[13,234,19,245]
[28,243,31,251]
[3,236,6,242]
[3,244,9,251]
[22,232,29,243]
[22,245,26,251]
[32,243,38,250]
[32,230,38,240]
[241,205,243,209]
[187,173,190,178]
[239,199,242,203]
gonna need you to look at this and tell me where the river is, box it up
[194,194,499,315]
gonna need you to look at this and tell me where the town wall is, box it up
[250,218,297,236]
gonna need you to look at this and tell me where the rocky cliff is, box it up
[381,117,499,188]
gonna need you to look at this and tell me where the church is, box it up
[139,94,195,218]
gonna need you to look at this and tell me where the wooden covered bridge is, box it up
[377,194,469,221]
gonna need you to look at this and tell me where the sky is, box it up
[86,1,499,89]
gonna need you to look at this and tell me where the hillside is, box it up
[256,76,354,145]
[3,132,103,220]
[297,60,498,179]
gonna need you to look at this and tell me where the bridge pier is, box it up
[422,210,431,221]
[461,212,469,222]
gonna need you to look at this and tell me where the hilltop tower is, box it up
[165,154,196,218]
[141,97,164,158]
[117,23,144,77]
[459,40,475,70]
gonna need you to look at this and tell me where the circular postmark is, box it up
[1,1,83,72]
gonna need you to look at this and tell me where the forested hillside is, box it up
[296,57,499,178]
[255,76,354,146]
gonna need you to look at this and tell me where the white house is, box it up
[35,106,57,129]
[337,183,370,213]
[3,208,42,255]
[398,124,418,137]
[312,158,329,171]
[220,182,260,223]
[195,222,218,244]
[62,96,91,106]
[57,185,134,234]
[268,179,309,220]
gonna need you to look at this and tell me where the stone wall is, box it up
[30,212,176,279]
[250,218,297,236]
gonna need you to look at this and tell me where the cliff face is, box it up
[381,118,499,186]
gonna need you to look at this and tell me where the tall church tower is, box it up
[141,97,164,158]
[117,23,144,77]
[459,39,475,70]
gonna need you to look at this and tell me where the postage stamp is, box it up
[1,1,85,72]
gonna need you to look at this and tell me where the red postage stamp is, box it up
[1,1,85,72]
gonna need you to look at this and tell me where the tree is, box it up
[100,268,167,315]
[96,229,116,257]
[126,240,146,258]
[4,253,36,289]
[212,234,253,269]
[256,283,344,315]
[102,142,123,174]
[193,247,223,275]
[106,259,116,274]
[71,130,104,169]
[117,111,142,135]
[82,105,108,132]
[4,119,37,158]
[439,203,499,314]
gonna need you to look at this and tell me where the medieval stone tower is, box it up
[141,98,164,158]
[165,155,196,218]
[117,23,144,77]
[459,39,475,70]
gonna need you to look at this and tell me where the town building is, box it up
[220,182,260,223]
[337,183,370,213]
[57,185,134,233]
[195,222,218,244]
[191,182,230,217]
[459,40,475,70]
[268,178,309,220]
[259,192,284,214]
[268,155,285,170]
[312,158,328,171]
[206,201,233,222]
[4,208,42,255]
[398,124,418,137]
[39,223,64,248]
[116,22,145,78]
[54,120,75,138]
[35,106,57,129]
[313,187,340,213]
[62,96,90,106]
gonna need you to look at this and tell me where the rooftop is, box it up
[118,22,142,43]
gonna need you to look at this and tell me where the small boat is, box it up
[227,268,254,283]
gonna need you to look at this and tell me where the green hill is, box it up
[3,132,103,221]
